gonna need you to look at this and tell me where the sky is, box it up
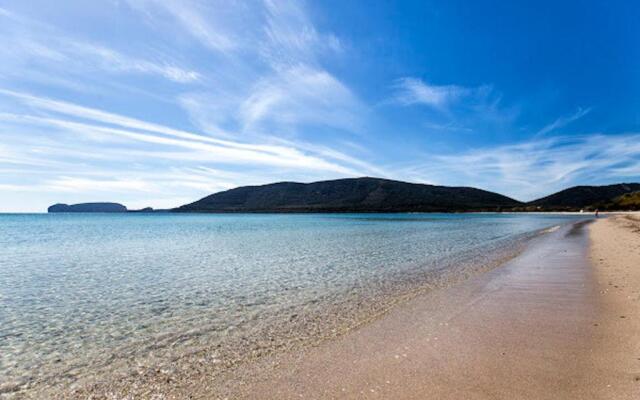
[1,0,639,211]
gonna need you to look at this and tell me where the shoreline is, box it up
[6,210,636,215]
[12,219,571,398]
[11,215,638,399]
[213,216,638,399]
[212,220,604,399]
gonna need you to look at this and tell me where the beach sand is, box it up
[206,217,639,399]
[587,214,640,399]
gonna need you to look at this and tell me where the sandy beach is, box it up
[588,214,640,398]
[205,216,639,399]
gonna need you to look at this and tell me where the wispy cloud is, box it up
[0,0,376,213]
[536,107,591,136]
[389,77,518,133]
[37,116,361,173]
[126,0,237,53]
[239,65,366,134]
[125,0,368,140]
[0,89,383,211]
[391,77,473,110]
[0,7,200,84]
[401,133,640,201]
[47,176,157,193]
[260,0,343,67]
[65,42,201,83]
[0,95,365,174]
[179,64,367,141]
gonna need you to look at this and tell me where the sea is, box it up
[0,212,588,395]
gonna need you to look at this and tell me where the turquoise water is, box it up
[0,213,586,393]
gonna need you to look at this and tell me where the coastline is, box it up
[213,220,604,399]
[211,217,638,399]
[12,215,639,399]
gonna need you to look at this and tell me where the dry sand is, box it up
[587,214,640,399]
[205,217,639,399]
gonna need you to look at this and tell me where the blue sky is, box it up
[1,0,639,211]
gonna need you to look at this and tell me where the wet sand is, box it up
[208,218,639,399]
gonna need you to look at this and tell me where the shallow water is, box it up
[0,213,587,394]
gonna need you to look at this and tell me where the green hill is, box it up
[528,183,640,211]
[601,191,640,210]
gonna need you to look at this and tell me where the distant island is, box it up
[48,179,640,213]
[48,202,128,213]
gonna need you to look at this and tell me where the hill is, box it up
[175,177,521,213]
[528,183,640,210]
[601,191,640,211]
[47,202,128,213]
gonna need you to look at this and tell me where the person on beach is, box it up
[595,209,600,218]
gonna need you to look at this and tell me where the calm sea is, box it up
[0,213,586,393]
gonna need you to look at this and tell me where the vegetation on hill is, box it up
[526,183,640,211]
[176,177,522,213]
[598,191,640,211]
[49,181,640,214]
